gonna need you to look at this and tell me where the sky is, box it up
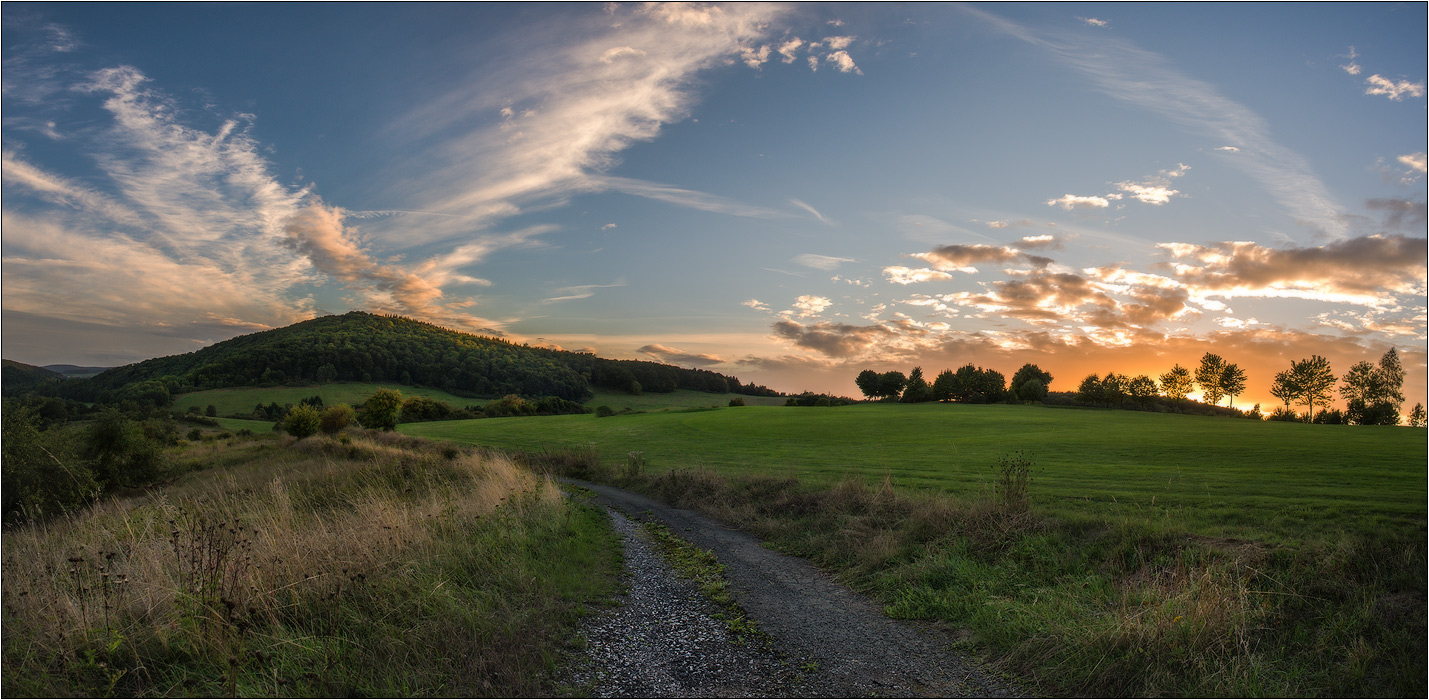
[3,2,1426,410]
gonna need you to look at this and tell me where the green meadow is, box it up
[176,383,784,419]
[174,383,479,417]
[403,402,1425,695]
[401,403,1425,542]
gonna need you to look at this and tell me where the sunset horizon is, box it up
[4,2,1425,413]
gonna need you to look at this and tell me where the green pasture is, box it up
[175,383,775,419]
[585,388,787,410]
[401,403,1427,543]
[174,383,479,417]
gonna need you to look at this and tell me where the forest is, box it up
[39,312,778,407]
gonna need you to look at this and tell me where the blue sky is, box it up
[3,2,1425,408]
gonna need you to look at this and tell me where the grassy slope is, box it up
[1,433,622,696]
[401,403,1426,543]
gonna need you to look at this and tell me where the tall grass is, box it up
[2,432,621,697]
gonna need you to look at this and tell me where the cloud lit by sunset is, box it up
[2,3,1424,411]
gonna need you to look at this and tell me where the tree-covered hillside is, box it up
[55,312,776,405]
[2,360,63,393]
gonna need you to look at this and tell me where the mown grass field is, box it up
[402,403,1426,542]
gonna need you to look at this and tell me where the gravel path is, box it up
[563,480,1018,698]
[564,509,810,697]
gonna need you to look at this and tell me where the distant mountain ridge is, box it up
[45,311,777,405]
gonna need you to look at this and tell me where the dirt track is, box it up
[564,479,1018,698]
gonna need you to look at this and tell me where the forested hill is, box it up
[58,312,777,404]
[2,360,63,393]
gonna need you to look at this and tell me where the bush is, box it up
[596,405,616,418]
[320,403,356,434]
[84,409,165,488]
[1267,406,1300,422]
[283,403,322,438]
[728,397,746,407]
[360,388,403,430]
[1312,408,1347,425]
[1,404,100,523]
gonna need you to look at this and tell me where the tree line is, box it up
[853,348,1422,426]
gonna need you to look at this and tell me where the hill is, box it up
[1,360,63,393]
[52,311,776,406]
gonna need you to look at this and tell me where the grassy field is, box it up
[401,403,1426,543]
[1,431,622,696]
[407,401,1426,696]
[174,383,479,417]
[586,388,787,410]
[176,383,778,418]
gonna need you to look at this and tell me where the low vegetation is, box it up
[1,431,622,697]
[445,403,1426,697]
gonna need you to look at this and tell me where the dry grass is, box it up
[1,432,612,697]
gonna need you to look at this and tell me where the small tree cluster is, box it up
[1338,348,1406,425]
[855,370,907,401]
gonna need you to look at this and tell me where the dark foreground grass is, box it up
[1,432,622,697]
[497,405,1427,697]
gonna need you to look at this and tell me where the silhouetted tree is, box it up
[1015,377,1047,402]
[1075,374,1103,405]
[1289,355,1335,423]
[855,369,882,400]
[878,371,907,402]
[1409,403,1427,428]
[930,369,957,402]
[1220,364,1247,407]
[1269,370,1297,416]
[1159,364,1194,401]
[1127,375,1158,406]
[1195,353,1228,406]
[901,367,933,403]
[1009,364,1053,399]
[1341,353,1403,425]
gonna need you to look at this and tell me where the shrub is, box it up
[282,403,322,438]
[319,403,356,434]
[83,409,165,488]
[728,397,746,407]
[1,404,100,523]
[1312,408,1347,425]
[596,405,616,418]
[1268,406,1300,422]
[359,388,403,430]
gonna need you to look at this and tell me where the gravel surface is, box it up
[563,480,1019,698]
[564,509,810,697]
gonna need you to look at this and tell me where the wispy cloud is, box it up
[380,3,793,246]
[790,197,833,224]
[638,343,726,368]
[1079,17,1108,28]
[793,253,855,270]
[964,6,1348,239]
[602,176,788,218]
[543,279,627,303]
